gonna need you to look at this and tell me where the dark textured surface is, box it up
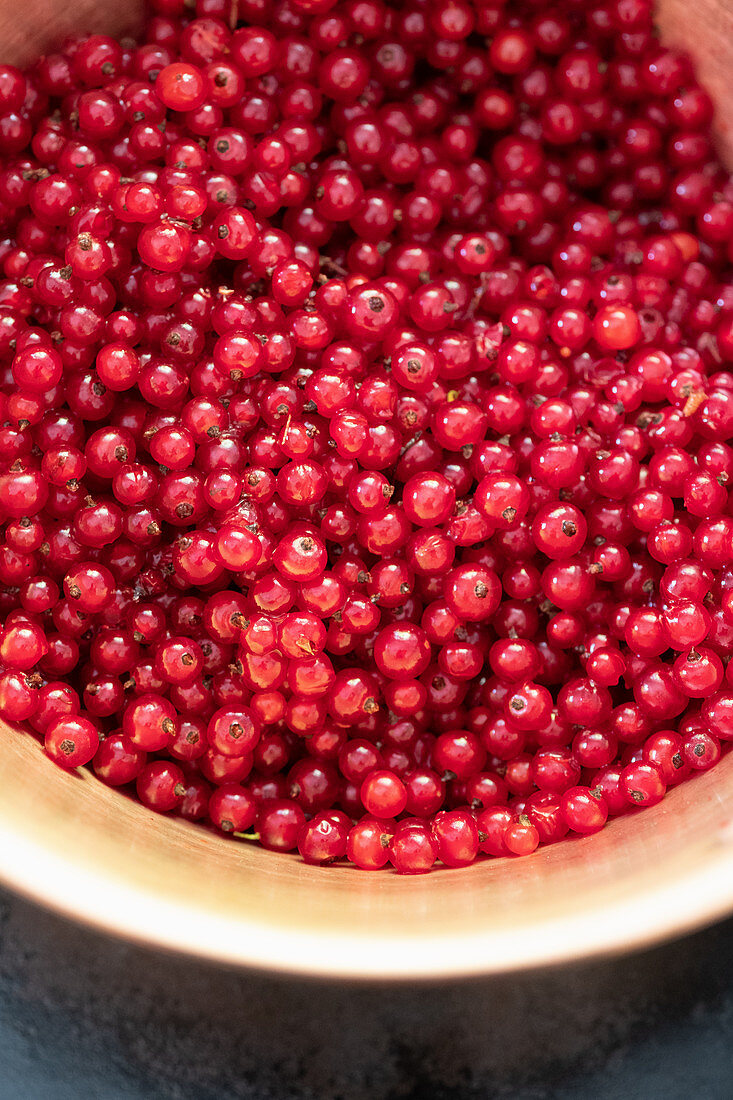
[0,885,731,1100]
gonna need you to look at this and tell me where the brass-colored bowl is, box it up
[2,723,733,980]
[1,0,733,981]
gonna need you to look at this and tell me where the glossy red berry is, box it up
[361,770,407,818]
[431,809,480,868]
[561,787,609,834]
[136,760,186,813]
[156,63,206,111]
[45,715,99,768]
[209,785,257,834]
[347,817,393,870]
[298,811,350,864]
[389,822,439,874]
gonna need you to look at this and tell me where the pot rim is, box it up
[2,746,733,981]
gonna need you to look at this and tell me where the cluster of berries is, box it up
[0,0,732,871]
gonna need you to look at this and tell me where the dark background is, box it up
[0,885,731,1099]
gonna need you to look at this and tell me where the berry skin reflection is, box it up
[0,0,731,874]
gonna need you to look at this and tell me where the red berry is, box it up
[45,715,99,768]
[156,63,206,111]
[431,809,480,868]
[361,770,407,818]
[298,810,350,864]
[209,784,257,833]
[561,786,609,834]
[389,822,439,874]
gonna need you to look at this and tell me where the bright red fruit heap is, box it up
[0,0,732,872]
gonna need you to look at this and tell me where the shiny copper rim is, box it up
[2,814,733,981]
[1,727,732,981]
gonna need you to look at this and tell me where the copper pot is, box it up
[1,0,733,981]
[2,722,733,979]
